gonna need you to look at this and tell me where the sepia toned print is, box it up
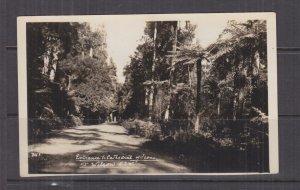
[18,13,278,176]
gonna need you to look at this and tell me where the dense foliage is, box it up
[27,22,117,138]
[118,21,196,120]
[27,20,269,171]
[119,20,269,171]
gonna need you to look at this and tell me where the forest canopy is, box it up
[118,20,269,171]
[27,19,269,172]
[27,22,117,132]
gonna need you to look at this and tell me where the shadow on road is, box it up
[29,124,190,174]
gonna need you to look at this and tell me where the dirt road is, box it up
[29,123,190,174]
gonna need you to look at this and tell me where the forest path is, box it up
[29,123,190,174]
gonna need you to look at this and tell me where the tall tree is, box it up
[205,20,268,145]
[27,22,117,127]
[27,22,79,119]
[120,21,196,121]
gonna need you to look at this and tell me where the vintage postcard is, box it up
[18,13,278,176]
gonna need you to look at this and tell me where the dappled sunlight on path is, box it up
[29,123,190,174]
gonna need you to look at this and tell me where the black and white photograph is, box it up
[17,13,278,176]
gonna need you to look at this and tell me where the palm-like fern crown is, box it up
[207,20,267,62]
[171,44,206,66]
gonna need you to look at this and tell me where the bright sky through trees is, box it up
[90,19,228,83]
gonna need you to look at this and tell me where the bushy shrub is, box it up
[66,115,82,127]
[28,114,82,144]
[122,119,161,140]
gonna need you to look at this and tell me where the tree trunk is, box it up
[188,65,192,87]
[164,21,178,121]
[148,22,157,119]
[42,55,49,74]
[195,59,202,133]
[67,75,72,91]
[217,93,221,116]
[89,47,93,57]
[233,94,238,121]
[248,50,257,107]
[254,50,260,71]
[232,55,240,121]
